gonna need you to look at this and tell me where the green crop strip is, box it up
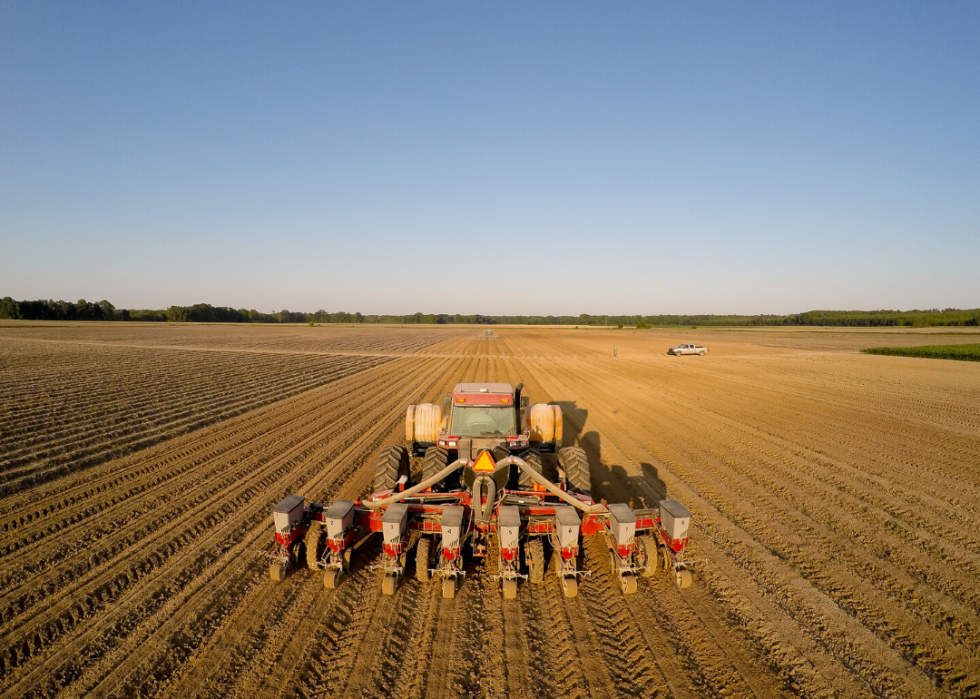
[861,344,980,362]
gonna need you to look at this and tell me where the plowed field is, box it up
[1,323,978,699]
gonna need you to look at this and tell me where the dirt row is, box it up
[0,331,478,698]
[0,323,462,354]
[0,327,460,496]
[1,325,978,698]
[505,329,980,698]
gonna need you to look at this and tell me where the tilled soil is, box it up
[1,324,978,698]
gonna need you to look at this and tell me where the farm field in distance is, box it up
[1,322,979,699]
[862,343,980,362]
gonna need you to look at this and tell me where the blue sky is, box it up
[1,2,977,315]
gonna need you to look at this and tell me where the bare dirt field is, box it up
[1,322,979,699]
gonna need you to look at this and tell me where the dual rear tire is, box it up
[374,445,410,492]
[558,447,591,494]
[517,449,544,489]
[421,446,449,489]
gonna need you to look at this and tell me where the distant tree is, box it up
[98,300,115,320]
[0,297,18,319]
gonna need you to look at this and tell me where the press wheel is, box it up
[638,535,659,578]
[269,560,288,581]
[561,575,578,598]
[442,577,456,599]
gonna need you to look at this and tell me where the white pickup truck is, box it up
[669,343,708,356]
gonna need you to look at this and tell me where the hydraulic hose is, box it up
[361,454,606,515]
[361,459,466,510]
[471,474,497,523]
[498,456,606,514]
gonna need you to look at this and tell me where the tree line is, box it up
[2,297,978,328]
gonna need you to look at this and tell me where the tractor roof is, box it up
[452,382,513,395]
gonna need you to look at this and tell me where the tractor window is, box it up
[450,406,517,437]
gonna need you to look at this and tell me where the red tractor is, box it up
[265,384,697,598]
[397,382,590,495]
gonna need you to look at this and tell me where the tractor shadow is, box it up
[554,401,669,508]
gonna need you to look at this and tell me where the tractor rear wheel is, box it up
[416,537,431,582]
[421,446,448,489]
[638,535,659,578]
[527,539,545,583]
[558,447,591,494]
[304,524,323,570]
[518,449,544,489]
[503,578,518,599]
[374,445,410,493]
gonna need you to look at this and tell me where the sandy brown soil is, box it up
[1,323,978,698]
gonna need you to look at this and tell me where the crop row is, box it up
[0,339,393,494]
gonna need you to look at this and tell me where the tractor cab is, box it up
[437,383,527,459]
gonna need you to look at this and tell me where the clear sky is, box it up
[1,2,977,315]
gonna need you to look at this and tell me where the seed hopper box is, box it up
[381,502,410,544]
[607,503,637,545]
[272,494,305,534]
[659,500,692,541]
[554,506,581,548]
[324,499,356,539]
[497,506,521,550]
[440,505,465,549]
